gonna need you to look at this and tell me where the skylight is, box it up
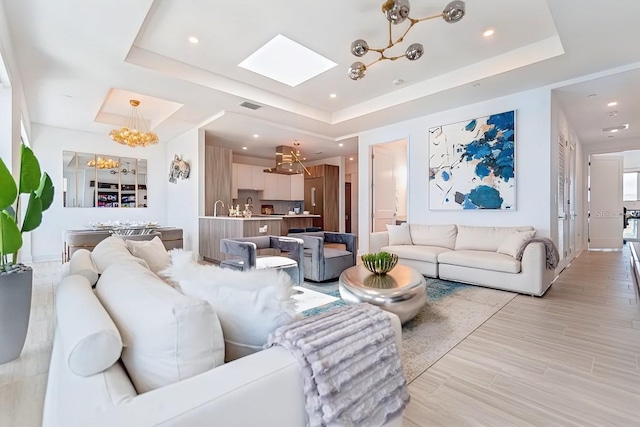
[239,35,337,87]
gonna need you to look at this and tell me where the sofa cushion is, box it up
[386,223,412,245]
[409,224,457,249]
[497,230,536,258]
[323,248,353,259]
[162,250,297,362]
[96,261,225,393]
[455,225,534,252]
[56,275,122,377]
[126,236,170,274]
[68,249,99,286]
[382,245,451,264]
[438,250,521,274]
[91,236,149,274]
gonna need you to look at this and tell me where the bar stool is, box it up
[288,228,305,234]
[305,227,322,232]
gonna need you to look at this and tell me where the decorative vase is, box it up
[361,253,399,275]
[0,267,33,364]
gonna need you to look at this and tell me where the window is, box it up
[623,172,638,201]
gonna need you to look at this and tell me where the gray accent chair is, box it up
[289,232,356,282]
[219,236,304,286]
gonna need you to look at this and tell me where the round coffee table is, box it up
[338,264,427,323]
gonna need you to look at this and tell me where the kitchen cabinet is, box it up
[304,164,339,231]
[231,163,238,199]
[204,145,233,216]
[262,173,290,200]
[235,164,265,190]
[290,174,304,200]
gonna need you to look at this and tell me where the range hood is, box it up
[264,145,306,175]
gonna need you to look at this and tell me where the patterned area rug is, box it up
[299,278,516,383]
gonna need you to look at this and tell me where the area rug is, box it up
[299,278,516,383]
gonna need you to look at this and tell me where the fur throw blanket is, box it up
[267,303,409,427]
[515,237,560,269]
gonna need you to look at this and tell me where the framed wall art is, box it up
[429,110,515,210]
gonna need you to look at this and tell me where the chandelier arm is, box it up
[393,20,418,45]
[414,13,445,23]
[387,20,393,47]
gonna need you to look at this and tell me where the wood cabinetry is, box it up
[290,174,304,200]
[199,217,282,262]
[263,173,291,200]
[235,164,265,191]
[232,163,305,201]
[304,164,339,231]
[204,145,233,216]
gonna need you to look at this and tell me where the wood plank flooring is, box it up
[404,249,640,426]
[2,250,640,426]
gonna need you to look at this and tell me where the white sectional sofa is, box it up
[44,238,404,427]
[370,224,556,296]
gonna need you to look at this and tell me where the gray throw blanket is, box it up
[515,237,559,269]
[266,303,409,427]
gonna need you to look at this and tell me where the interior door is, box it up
[372,145,396,232]
[589,155,623,249]
[568,142,577,260]
[557,135,567,270]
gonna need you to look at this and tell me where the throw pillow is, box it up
[96,260,225,393]
[386,223,412,246]
[497,230,536,258]
[126,236,170,275]
[162,250,298,362]
[91,236,149,274]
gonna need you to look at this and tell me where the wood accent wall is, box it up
[204,145,233,216]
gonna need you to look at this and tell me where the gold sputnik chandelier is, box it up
[109,99,159,147]
[87,157,119,169]
[348,0,466,80]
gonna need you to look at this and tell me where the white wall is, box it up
[358,88,553,254]
[166,128,204,252]
[30,124,168,261]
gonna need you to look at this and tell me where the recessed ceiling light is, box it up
[188,36,199,44]
[349,157,354,161]
[242,146,248,150]
[303,157,307,160]
[329,93,337,98]
[253,134,259,138]
[339,143,344,147]
[483,29,495,37]
[607,101,618,107]
[239,34,337,87]
[611,129,619,133]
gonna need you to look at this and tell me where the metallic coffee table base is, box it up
[338,264,427,324]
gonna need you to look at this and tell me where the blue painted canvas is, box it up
[429,110,516,210]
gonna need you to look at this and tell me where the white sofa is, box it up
[44,240,404,427]
[370,224,555,296]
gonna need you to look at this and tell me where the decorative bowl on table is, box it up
[361,252,398,275]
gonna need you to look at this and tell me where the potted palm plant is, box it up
[0,143,54,363]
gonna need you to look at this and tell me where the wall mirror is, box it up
[63,151,148,208]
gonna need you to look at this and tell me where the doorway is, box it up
[588,154,623,249]
[345,182,352,233]
[371,139,408,232]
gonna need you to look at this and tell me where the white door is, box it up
[589,155,623,249]
[557,135,567,270]
[372,146,396,232]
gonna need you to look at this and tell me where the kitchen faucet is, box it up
[214,200,224,217]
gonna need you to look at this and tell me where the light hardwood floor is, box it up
[404,249,640,426]
[1,250,639,426]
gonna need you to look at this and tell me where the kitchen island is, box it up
[198,214,321,262]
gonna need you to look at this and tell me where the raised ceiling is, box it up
[3,0,640,161]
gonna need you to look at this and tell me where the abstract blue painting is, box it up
[429,110,516,210]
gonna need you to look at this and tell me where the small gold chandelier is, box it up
[87,157,119,169]
[109,99,159,147]
[349,0,466,80]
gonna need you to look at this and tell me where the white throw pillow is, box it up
[56,275,123,376]
[162,250,297,362]
[386,223,413,246]
[497,230,536,258]
[68,249,99,286]
[96,261,225,393]
[91,236,149,274]
[126,236,170,275]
